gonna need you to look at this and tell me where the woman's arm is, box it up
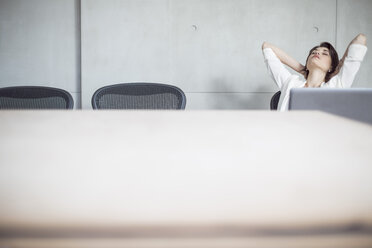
[262,42,306,76]
[333,34,367,76]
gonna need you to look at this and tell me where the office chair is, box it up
[270,91,281,110]
[0,86,74,109]
[92,83,187,110]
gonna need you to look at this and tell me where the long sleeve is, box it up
[328,44,368,88]
[263,48,292,89]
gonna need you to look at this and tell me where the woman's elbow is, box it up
[262,42,269,50]
[354,34,367,45]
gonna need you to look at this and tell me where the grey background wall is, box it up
[0,0,81,108]
[1,0,371,109]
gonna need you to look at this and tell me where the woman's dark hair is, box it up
[302,42,339,82]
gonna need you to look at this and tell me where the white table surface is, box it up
[0,110,371,247]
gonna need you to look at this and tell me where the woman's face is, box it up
[306,47,332,73]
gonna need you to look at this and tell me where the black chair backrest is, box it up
[270,91,281,110]
[0,86,74,109]
[92,83,186,110]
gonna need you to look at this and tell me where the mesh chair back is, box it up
[0,86,74,109]
[92,83,186,110]
[270,91,281,110]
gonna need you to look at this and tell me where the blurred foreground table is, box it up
[0,110,372,248]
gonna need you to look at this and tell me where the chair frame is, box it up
[270,91,281,110]
[91,82,186,110]
[0,86,74,109]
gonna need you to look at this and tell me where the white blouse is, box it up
[263,44,368,111]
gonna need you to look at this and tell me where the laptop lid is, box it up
[288,88,372,125]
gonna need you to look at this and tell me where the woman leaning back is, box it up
[262,34,367,111]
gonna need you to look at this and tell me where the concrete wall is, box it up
[0,0,81,108]
[1,0,371,109]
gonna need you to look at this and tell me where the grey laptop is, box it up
[288,88,372,125]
